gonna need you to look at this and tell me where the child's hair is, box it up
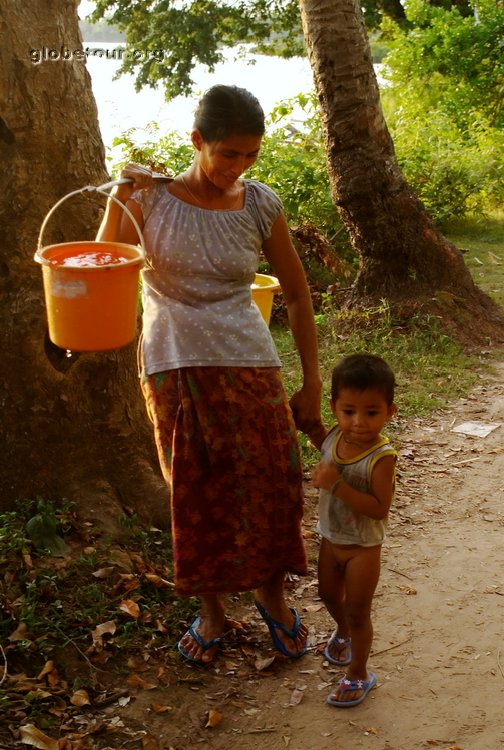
[331,354,396,405]
[193,84,265,142]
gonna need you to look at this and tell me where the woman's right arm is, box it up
[96,163,152,243]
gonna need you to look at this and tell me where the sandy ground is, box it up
[101,361,504,750]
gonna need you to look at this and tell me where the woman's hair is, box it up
[193,84,265,142]
[331,354,396,405]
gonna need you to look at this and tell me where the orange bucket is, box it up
[251,273,281,325]
[34,181,145,351]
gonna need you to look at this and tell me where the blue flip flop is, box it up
[324,631,352,666]
[254,600,307,658]
[327,672,377,707]
[177,616,223,664]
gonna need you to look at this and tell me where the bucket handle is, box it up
[36,178,146,256]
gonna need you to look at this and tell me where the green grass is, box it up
[444,210,504,308]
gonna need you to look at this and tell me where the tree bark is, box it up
[299,0,504,344]
[0,0,167,524]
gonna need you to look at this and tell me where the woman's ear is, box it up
[191,129,203,151]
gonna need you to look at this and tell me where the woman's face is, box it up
[192,130,262,187]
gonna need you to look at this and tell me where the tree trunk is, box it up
[299,0,504,344]
[0,0,167,525]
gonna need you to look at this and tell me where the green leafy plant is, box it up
[380,0,504,222]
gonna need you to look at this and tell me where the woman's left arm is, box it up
[262,213,325,446]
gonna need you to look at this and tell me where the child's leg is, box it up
[328,544,381,704]
[318,537,350,660]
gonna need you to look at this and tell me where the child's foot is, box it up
[324,631,352,666]
[327,672,376,707]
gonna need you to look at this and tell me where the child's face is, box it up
[331,387,396,447]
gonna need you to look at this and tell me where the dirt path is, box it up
[103,360,504,750]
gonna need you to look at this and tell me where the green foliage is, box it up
[383,0,503,128]
[248,95,341,234]
[90,0,305,98]
[110,124,194,174]
[383,97,504,222]
[380,0,504,222]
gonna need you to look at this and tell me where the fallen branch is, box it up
[386,567,414,581]
[52,622,107,673]
[498,648,504,678]
[452,457,481,466]
[371,637,411,657]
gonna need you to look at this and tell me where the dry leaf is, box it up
[90,620,117,652]
[150,703,173,713]
[142,735,161,750]
[398,585,417,595]
[289,688,304,706]
[119,599,140,619]
[92,567,116,578]
[108,548,133,570]
[224,617,246,631]
[19,724,59,750]
[70,689,91,706]
[37,661,54,680]
[205,709,224,728]
[126,673,157,690]
[255,655,276,672]
[93,620,117,638]
[9,622,29,641]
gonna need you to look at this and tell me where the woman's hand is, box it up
[97,162,149,243]
[289,385,326,448]
[114,162,153,203]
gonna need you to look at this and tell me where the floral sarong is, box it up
[141,367,308,596]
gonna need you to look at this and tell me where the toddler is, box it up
[312,353,397,707]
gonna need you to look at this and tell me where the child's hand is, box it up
[312,461,341,492]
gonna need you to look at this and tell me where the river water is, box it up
[84,42,315,153]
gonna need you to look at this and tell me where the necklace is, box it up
[180,174,202,206]
[179,174,242,210]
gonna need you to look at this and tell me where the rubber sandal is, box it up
[177,616,222,664]
[327,672,377,707]
[324,630,352,666]
[254,600,307,658]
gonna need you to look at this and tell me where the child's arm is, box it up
[312,455,396,520]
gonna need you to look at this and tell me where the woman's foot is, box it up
[178,597,225,664]
[254,596,308,657]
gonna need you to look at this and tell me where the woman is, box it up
[98,84,324,664]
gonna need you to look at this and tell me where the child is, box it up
[312,353,397,707]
